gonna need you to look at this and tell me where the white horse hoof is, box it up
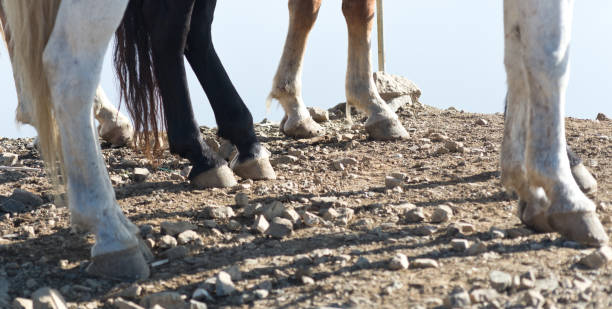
[518,199,554,233]
[86,246,150,281]
[98,124,133,147]
[365,117,409,140]
[231,155,276,180]
[549,211,609,247]
[190,164,237,188]
[571,163,597,195]
[280,115,325,139]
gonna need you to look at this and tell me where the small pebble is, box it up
[388,253,409,270]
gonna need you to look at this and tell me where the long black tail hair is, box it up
[114,0,164,154]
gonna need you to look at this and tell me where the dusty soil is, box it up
[1,102,611,308]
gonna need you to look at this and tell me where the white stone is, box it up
[216,271,236,296]
[388,253,409,270]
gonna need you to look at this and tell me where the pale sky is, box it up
[1,1,611,138]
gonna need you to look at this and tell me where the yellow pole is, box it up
[376,0,385,72]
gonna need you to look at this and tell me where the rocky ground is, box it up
[1,92,612,308]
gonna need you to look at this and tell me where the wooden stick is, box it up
[376,0,385,72]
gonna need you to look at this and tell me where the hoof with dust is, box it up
[231,153,276,181]
[280,115,325,139]
[571,163,597,195]
[86,246,150,281]
[365,116,409,140]
[549,211,609,247]
[98,125,133,147]
[190,164,237,188]
[519,199,554,233]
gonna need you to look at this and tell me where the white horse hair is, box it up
[0,0,606,282]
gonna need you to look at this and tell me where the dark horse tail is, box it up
[114,0,164,153]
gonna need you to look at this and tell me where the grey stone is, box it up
[223,265,242,281]
[177,230,201,245]
[321,208,340,221]
[405,208,426,223]
[189,300,207,309]
[300,276,315,285]
[114,298,144,309]
[355,257,371,268]
[32,287,68,309]
[204,137,220,152]
[579,246,612,269]
[385,176,402,189]
[243,203,263,218]
[119,285,142,298]
[192,288,214,302]
[1,199,26,213]
[469,289,499,304]
[281,208,301,224]
[12,297,33,309]
[596,113,609,121]
[466,241,487,255]
[132,168,150,182]
[0,153,18,166]
[234,193,249,207]
[140,291,186,309]
[430,205,453,223]
[413,225,437,236]
[450,239,470,252]
[266,217,293,239]
[254,289,269,299]
[301,211,321,227]
[475,118,489,126]
[308,107,329,123]
[271,155,299,166]
[445,287,471,308]
[489,270,513,292]
[262,201,286,221]
[412,258,439,269]
[161,246,189,260]
[158,235,178,249]
[206,206,235,220]
[388,253,409,270]
[373,71,421,101]
[253,215,269,234]
[10,189,44,207]
[161,221,197,236]
[444,140,465,153]
[523,290,545,307]
[216,271,236,296]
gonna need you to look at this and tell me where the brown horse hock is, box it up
[342,0,408,140]
[269,0,325,138]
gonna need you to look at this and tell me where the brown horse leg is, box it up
[342,0,408,140]
[268,0,324,139]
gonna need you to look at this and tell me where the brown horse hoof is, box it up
[86,246,150,281]
[571,163,597,195]
[190,165,237,188]
[232,156,276,180]
[365,116,409,140]
[281,115,325,139]
[549,211,609,247]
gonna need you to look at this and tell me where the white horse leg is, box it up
[501,3,553,233]
[341,0,408,140]
[516,0,607,246]
[268,0,324,138]
[93,86,134,147]
[42,0,149,280]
